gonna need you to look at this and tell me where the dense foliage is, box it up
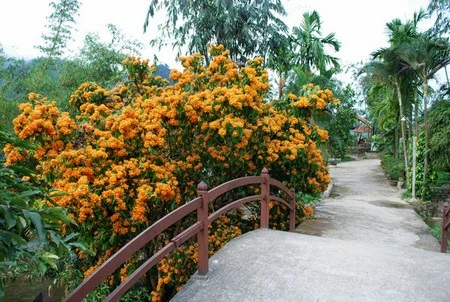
[1,24,143,109]
[0,132,82,299]
[291,10,341,77]
[1,1,354,299]
[145,0,288,65]
[429,98,450,171]
[3,45,337,300]
[325,85,358,159]
[359,7,450,202]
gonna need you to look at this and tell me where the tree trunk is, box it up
[414,89,419,136]
[445,65,450,89]
[394,126,399,158]
[396,81,409,183]
[422,81,429,200]
[412,89,419,198]
[278,72,285,99]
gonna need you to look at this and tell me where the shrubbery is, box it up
[3,45,338,301]
[0,132,82,299]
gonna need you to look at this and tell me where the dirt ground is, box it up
[296,153,441,252]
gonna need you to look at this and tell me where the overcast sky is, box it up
[0,0,435,82]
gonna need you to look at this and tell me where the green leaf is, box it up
[0,261,15,268]
[0,230,27,245]
[9,165,36,177]
[48,230,61,247]
[48,191,68,198]
[22,210,45,242]
[0,131,37,150]
[0,205,16,229]
[16,190,42,199]
[41,207,74,225]
[69,242,90,252]
[18,216,27,229]
[37,260,48,275]
[63,232,78,242]
[39,251,59,270]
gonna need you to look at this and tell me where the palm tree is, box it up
[383,9,426,129]
[399,32,450,198]
[361,74,400,154]
[363,49,413,181]
[267,33,296,99]
[386,10,426,46]
[291,11,341,77]
[272,11,341,99]
[361,11,427,192]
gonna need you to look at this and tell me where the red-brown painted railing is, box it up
[63,168,296,301]
[441,202,450,253]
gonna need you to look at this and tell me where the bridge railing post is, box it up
[260,168,270,229]
[441,203,449,253]
[197,181,210,275]
[289,188,296,232]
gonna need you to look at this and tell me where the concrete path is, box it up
[172,157,450,301]
[297,157,440,252]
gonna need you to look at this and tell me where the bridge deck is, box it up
[172,229,450,302]
[173,158,450,301]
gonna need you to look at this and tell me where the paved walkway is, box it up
[297,157,440,251]
[172,157,450,301]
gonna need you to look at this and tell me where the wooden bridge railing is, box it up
[441,203,450,253]
[63,168,296,301]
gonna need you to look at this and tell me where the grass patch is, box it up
[341,156,354,162]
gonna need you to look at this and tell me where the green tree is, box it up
[1,0,81,117]
[282,11,341,100]
[77,24,143,87]
[266,32,295,99]
[429,98,450,171]
[0,51,31,135]
[36,0,80,58]
[54,23,144,94]
[35,0,80,84]
[325,85,358,159]
[360,11,428,186]
[399,32,450,198]
[385,10,426,133]
[291,11,341,77]
[428,0,450,35]
[373,50,411,172]
[428,0,450,92]
[1,23,144,131]
[144,0,288,64]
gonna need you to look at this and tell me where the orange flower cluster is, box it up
[4,44,336,300]
[303,205,314,217]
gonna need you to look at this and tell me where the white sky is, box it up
[0,0,436,83]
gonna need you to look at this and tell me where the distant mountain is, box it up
[155,63,172,84]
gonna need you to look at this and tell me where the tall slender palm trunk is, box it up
[422,82,429,200]
[412,89,419,197]
[395,81,409,184]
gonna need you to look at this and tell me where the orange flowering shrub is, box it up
[4,45,338,301]
[303,205,314,217]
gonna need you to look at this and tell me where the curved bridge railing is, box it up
[441,203,450,253]
[64,168,296,301]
